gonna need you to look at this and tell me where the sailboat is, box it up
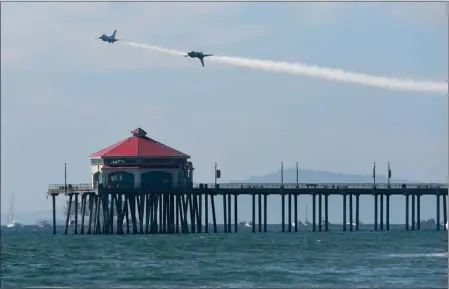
[6,193,23,228]
[304,203,311,226]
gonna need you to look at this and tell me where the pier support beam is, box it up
[80,194,86,234]
[386,194,390,231]
[64,193,73,235]
[211,193,217,233]
[324,194,329,232]
[228,193,232,233]
[205,193,209,233]
[416,194,421,230]
[318,193,322,232]
[294,194,298,232]
[405,194,409,230]
[411,194,415,230]
[437,194,441,230]
[380,194,384,231]
[349,194,353,232]
[443,193,447,230]
[234,194,238,233]
[258,193,262,233]
[312,194,316,232]
[264,194,268,232]
[52,194,56,235]
[223,194,227,233]
[74,194,79,234]
[252,193,256,233]
[342,194,347,232]
[288,193,292,232]
[355,194,359,231]
[374,194,378,231]
[281,193,285,232]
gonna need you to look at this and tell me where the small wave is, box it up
[388,252,447,258]
[25,286,71,289]
[26,287,72,289]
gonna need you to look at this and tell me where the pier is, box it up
[46,128,448,235]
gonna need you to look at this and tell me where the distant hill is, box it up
[231,168,411,183]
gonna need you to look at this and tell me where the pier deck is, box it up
[47,182,448,235]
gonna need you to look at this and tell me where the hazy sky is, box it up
[1,2,447,223]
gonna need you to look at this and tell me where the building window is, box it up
[141,171,173,189]
[91,159,104,166]
[107,171,135,188]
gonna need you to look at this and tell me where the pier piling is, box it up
[312,194,316,232]
[443,193,447,228]
[355,194,360,231]
[380,194,384,231]
[349,194,353,232]
[374,194,378,231]
[411,194,416,230]
[343,194,347,232]
[386,194,390,230]
[405,194,409,230]
[324,194,329,232]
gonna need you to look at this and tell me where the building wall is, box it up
[90,165,185,188]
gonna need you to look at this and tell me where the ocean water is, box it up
[1,225,447,288]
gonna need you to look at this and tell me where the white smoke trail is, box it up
[123,41,447,95]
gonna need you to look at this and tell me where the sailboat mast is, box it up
[8,193,14,222]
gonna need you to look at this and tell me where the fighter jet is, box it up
[97,30,120,43]
[185,51,213,67]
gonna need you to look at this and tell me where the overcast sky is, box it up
[1,2,447,223]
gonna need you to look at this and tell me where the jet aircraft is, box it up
[185,51,213,67]
[97,30,120,43]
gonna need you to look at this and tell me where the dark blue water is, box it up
[1,225,447,288]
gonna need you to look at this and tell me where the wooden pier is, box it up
[46,128,448,235]
[47,182,448,235]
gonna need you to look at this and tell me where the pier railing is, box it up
[192,183,446,189]
[47,182,447,194]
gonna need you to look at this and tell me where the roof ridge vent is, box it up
[131,128,147,138]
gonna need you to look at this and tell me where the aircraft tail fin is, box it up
[112,30,117,38]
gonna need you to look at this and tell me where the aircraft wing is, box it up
[200,58,205,67]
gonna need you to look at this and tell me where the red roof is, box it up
[89,128,189,159]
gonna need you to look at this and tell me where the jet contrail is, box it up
[123,41,447,95]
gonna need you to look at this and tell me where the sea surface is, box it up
[1,225,447,288]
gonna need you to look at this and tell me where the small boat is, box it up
[321,219,331,226]
[419,219,436,225]
[346,221,361,226]
[239,220,252,227]
[410,219,438,228]
[7,221,23,228]
[38,221,50,228]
